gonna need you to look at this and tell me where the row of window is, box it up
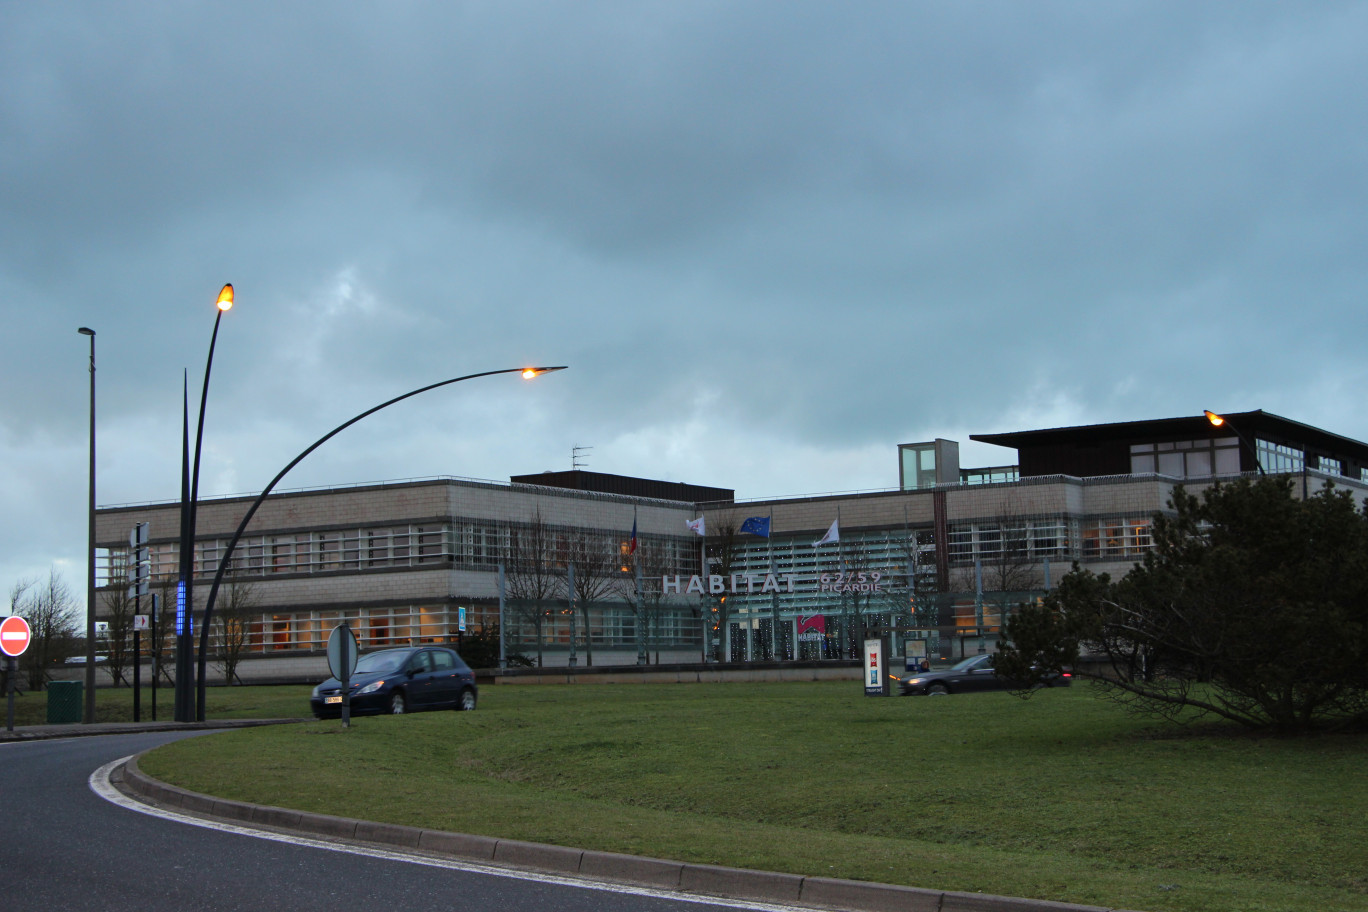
[1130,437,1243,478]
[1131,436,1365,481]
[176,602,702,654]
[112,521,696,586]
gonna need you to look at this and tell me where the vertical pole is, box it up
[634,560,645,665]
[566,563,577,667]
[5,656,15,733]
[340,620,352,729]
[768,509,778,661]
[497,563,507,671]
[974,558,985,654]
[175,374,191,721]
[699,520,709,663]
[82,329,97,724]
[133,625,141,723]
[150,594,158,721]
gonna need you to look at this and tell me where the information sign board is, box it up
[863,637,889,697]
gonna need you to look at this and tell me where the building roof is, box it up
[510,470,734,504]
[971,410,1368,461]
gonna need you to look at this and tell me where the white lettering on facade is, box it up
[818,571,884,594]
[662,571,882,596]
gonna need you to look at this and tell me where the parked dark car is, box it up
[897,653,1071,695]
[310,646,477,718]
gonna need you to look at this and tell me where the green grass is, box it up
[136,682,1365,912]
[2,683,311,725]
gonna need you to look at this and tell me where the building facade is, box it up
[93,410,1368,678]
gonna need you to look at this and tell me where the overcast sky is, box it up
[3,1,1366,615]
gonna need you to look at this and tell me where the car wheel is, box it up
[927,683,949,696]
[389,691,407,714]
[457,688,477,711]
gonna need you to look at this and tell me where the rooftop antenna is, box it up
[573,445,592,470]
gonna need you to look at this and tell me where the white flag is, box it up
[686,516,706,536]
[813,518,839,547]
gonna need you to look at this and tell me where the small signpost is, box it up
[133,614,149,722]
[326,622,359,727]
[129,523,150,722]
[863,635,891,697]
[2,614,32,732]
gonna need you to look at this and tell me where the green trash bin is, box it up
[47,680,84,724]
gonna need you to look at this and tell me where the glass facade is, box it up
[1130,437,1242,477]
[900,444,939,490]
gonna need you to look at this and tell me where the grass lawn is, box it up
[138,682,1365,912]
[2,682,311,725]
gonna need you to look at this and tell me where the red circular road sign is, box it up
[1,615,31,658]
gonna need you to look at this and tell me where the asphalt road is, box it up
[1,731,799,912]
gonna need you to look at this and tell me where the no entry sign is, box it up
[1,616,32,657]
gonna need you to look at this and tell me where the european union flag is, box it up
[740,516,770,537]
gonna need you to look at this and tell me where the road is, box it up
[2,731,801,912]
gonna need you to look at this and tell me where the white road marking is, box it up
[89,756,815,912]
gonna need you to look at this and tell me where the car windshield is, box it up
[353,650,409,675]
[949,654,993,672]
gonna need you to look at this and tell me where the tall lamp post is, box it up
[1204,410,1266,476]
[78,327,96,724]
[194,365,566,721]
[174,285,234,723]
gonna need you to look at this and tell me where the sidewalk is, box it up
[0,718,305,742]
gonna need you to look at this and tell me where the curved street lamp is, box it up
[194,365,567,720]
[174,284,235,722]
[1204,410,1266,476]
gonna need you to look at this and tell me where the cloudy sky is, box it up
[3,2,1366,615]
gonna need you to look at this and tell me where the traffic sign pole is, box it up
[327,622,359,729]
[341,623,352,728]
[5,655,15,733]
[133,628,141,722]
[2,615,33,733]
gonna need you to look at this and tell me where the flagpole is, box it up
[632,506,644,665]
[769,508,779,661]
[697,511,708,663]
[837,506,846,658]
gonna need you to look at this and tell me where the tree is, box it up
[997,476,1368,733]
[559,528,623,667]
[456,624,532,670]
[505,510,562,667]
[213,580,257,685]
[618,536,673,664]
[704,515,743,661]
[100,580,138,687]
[151,577,179,686]
[13,568,82,690]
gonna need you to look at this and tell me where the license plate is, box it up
[324,696,343,705]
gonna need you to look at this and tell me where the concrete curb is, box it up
[117,754,1136,912]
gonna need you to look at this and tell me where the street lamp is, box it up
[174,284,234,722]
[1204,410,1266,476]
[194,365,567,720]
[77,327,96,724]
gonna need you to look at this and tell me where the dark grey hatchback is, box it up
[310,646,478,717]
